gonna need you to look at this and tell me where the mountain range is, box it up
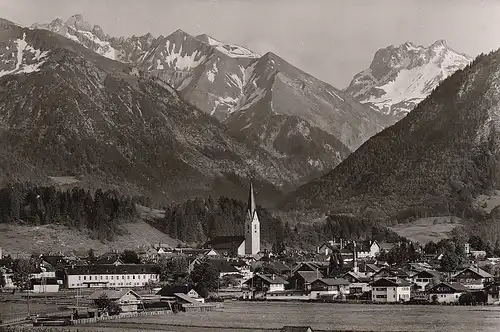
[345,40,472,121]
[0,18,302,204]
[285,50,500,226]
[29,15,393,180]
[1,12,484,219]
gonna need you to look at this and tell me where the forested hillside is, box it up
[0,183,138,241]
[148,196,404,250]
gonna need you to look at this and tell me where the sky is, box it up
[1,0,500,87]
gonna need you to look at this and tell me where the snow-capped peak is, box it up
[196,33,260,59]
[31,14,118,60]
[344,40,472,121]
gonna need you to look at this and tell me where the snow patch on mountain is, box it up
[207,61,218,83]
[203,35,260,59]
[0,33,49,77]
[161,40,207,71]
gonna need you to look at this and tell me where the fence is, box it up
[71,310,169,325]
[0,317,29,326]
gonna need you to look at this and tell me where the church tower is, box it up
[245,181,261,255]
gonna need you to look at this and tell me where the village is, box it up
[1,184,500,328]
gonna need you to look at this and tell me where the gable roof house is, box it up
[372,267,410,281]
[203,236,246,257]
[310,278,350,300]
[156,284,204,303]
[453,266,494,290]
[428,282,469,304]
[289,270,324,291]
[88,289,143,313]
[343,271,371,294]
[413,270,442,291]
[243,273,288,298]
[370,278,412,303]
[207,259,240,277]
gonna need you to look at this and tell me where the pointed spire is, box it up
[248,181,256,216]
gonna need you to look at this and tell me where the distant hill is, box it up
[284,50,500,226]
[344,40,472,122]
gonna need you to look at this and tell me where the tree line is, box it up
[0,182,138,241]
[150,196,285,249]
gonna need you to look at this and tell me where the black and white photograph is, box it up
[0,0,500,331]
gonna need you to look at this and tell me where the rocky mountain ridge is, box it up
[344,40,472,121]
[31,15,391,177]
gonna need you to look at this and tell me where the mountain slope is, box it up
[31,15,391,181]
[0,22,309,205]
[345,40,472,121]
[284,50,500,221]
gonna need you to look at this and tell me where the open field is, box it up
[473,190,500,213]
[0,219,176,256]
[82,301,500,332]
[389,216,463,244]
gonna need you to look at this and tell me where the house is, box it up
[64,264,159,288]
[428,282,469,304]
[88,289,142,313]
[173,248,219,257]
[484,282,500,305]
[309,278,349,300]
[207,259,241,277]
[30,278,60,293]
[370,278,411,303]
[317,240,343,256]
[378,242,396,253]
[242,273,288,299]
[289,271,324,291]
[469,250,487,260]
[372,267,410,281]
[413,270,442,291]
[280,326,314,332]
[96,257,124,266]
[343,271,371,294]
[203,236,246,257]
[292,262,329,276]
[453,266,494,290]
[156,285,204,303]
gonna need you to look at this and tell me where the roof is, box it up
[296,271,324,283]
[66,264,158,275]
[244,273,288,285]
[371,278,412,287]
[415,269,441,279]
[313,278,350,286]
[270,261,291,272]
[280,326,314,332]
[157,285,195,296]
[454,266,493,279]
[174,293,201,305]
[379,242,396,251]
[208,259,240,273]
[88,289,141,301]
[429,282,469,293]
[204,236,245,247]
[343,271,370,283]
[364,264,381,272]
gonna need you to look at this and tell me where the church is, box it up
[203,182,261,256]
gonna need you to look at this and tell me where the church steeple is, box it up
[248,181,256,218]
[245,180,260,255]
